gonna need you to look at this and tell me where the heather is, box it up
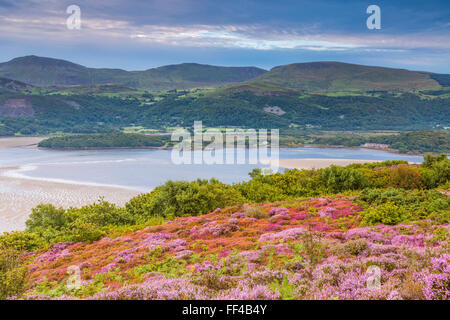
[3,194,448,300]
[1,155,449,300]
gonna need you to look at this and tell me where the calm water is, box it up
[0,147,423,192]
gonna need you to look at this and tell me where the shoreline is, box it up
[0,166,141,233]
[0,136,47,149]
[38,144,422,157]
[0,137,423,233]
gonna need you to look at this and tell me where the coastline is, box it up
[0,136,423,233]
[0,166,141,233]
[36,141,425,157]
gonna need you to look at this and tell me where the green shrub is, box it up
[25,200,136,246]
[322,165,368,193]
[25,204,67,232]
[0,246,28,299]
[0,231,44,251]
[356,188,449,224]
[361,202,407,225]
[126,179,245,219]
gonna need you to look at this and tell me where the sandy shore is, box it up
[0,136,47,149]
[0,166,140,233]
[274,158,382,169]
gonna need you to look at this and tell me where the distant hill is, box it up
[239,62,445,92]
[2,57,448,93]
[0,56,267,90]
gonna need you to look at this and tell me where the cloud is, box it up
[1,10,449,53]
[0,0,448,72]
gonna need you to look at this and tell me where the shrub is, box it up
[361,202,407,225]
[0,231,44,251]
[0,246,28,299]
[356,188,449,224]
[25,200,136,246]
[25,204,67,232]
[126,179,245,219]
[331,239,368,256]
[387,165,424,189]
[244,207,268,219]
[322,165,368,193]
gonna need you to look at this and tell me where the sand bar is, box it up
[275,158,382,170]
[0,136,47,149]
[0,166,140,233]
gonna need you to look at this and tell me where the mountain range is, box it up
[0,56,266,91]
[0,55,449,136]
[0,55,449,92]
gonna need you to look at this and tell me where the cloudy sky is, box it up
[0,0,449,72]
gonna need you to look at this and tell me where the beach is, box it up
[275,158,382,169]
[0,136,47,149]
[0,166,140,233]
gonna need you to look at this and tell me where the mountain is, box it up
[229,62,445,93]
[2,57,448,93]
[0,57,449,136]
[0,56,267,90]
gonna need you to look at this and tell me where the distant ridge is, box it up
[0,56,267,90]
[0,56,448,92]
[250,61,443,92]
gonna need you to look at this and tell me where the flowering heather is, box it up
[15,195,449,300]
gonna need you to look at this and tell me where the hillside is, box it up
[0,88,449,136]
[0,56,267,90]
[244,62,444,92]
[1,156,449,300]
[0,76,33,92]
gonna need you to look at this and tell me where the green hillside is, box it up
[250,61,443,92]
[0,56,267,90]
[0,88,449,136]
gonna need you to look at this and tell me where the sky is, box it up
[0,0,449,72]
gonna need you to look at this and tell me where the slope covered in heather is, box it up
[15,195,450,300]
[1,157,449,300]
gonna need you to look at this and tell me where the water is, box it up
[0,147,423,192]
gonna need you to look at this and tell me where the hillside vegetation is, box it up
[1,89,448,136]
[38,133,170,149]
[0,155,448,300]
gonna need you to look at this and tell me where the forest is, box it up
[1,89,449,137]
